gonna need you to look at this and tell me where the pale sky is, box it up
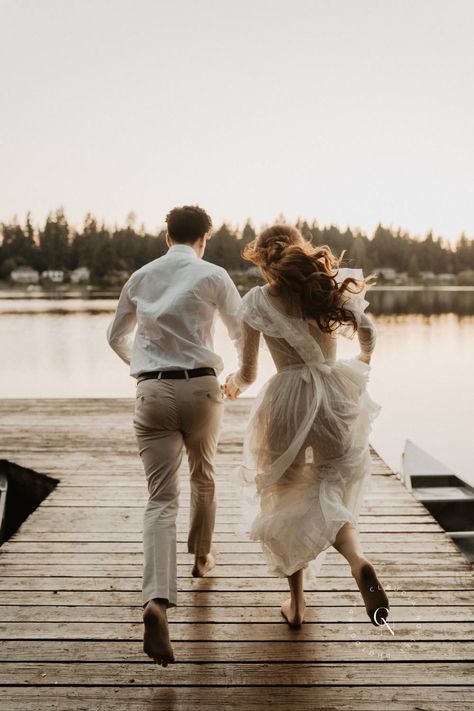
[1,0,473,242]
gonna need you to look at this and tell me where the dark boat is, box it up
[401,440,474,563]
[0,472,7,542]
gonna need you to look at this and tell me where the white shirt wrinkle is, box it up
[106,244,243,378]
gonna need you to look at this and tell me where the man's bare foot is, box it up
[143,599,175,666]
[192,550,216,578]
[281,597,306,629]
[352,558,390,626]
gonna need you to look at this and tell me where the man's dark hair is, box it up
[165,205,212,244]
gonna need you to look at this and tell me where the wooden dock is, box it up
[0,399,473,710]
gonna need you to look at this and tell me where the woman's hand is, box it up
[224,373,241,400]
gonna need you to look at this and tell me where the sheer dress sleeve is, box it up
[230,321,261,391]
[335,268,376,361]
[356,312,376,359]
[226,288,264,392]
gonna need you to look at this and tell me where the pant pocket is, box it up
[205,388,224,404]
[191,378,224,405]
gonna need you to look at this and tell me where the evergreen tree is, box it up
[0,216,37,272]
[1,209,473,282]
[70,215,113,278]
[407,253,420,278]
[205,223,241,269]
[38,209,71,271]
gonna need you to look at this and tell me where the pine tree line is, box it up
[1,209,474,283]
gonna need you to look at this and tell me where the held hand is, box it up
[224,373,241,400]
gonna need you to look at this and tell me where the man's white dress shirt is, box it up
[106,244,243,378]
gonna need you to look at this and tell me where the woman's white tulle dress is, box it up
[231,269,381,578]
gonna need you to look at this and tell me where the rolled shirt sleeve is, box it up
[106,280,137,365]
[214,270,244,365]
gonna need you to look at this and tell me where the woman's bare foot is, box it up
[281,597,306,629]
[192,550,216,578]
[352,558,390,626]
[143,599,175,666]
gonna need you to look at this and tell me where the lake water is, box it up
[1,290,473,487]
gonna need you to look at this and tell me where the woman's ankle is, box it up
[291,593,306,612]
[350,555,371,575]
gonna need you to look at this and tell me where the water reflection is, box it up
[1,287,474,317]
[0,293,473,489]
[0,299,115,315]
[368,288,474,315]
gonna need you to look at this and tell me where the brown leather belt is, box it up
[137,367,216,383]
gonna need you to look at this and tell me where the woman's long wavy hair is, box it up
[243,224,367,334]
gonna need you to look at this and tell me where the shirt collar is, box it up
[168,244,198,258]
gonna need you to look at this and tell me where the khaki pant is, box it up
[133,375,224,607]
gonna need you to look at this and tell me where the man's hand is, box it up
[224,373,241,400]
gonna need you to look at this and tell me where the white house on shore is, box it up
[394,271,409,284]
[70,267,90,284]
[374,267,397,281]
[41,270,64,283]
[10,266,40,284]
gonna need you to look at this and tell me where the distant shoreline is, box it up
[1,284,474,300]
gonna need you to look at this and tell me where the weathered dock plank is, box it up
[1,686,473,711]
[0,398,473,711]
